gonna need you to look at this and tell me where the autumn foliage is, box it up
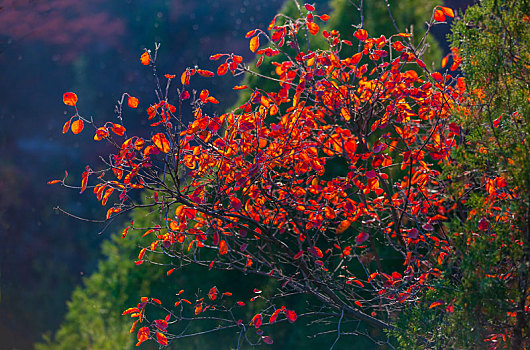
[53,2,528,348]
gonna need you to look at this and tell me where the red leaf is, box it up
[354,29,368,41]
[200,89,209,103]
[269,309,281,324]
[304,4,315,11]
[308,246,323,258]
[219,240,228,255]
[136,327,150,346]
[355,231,369,244]
[128,96,139,108]
[284,309,297,323]
[434,9,445,22]
[262,336,274,345]
[63,92,78,106]
[392,41,405,52]
[320,14,330,21]
[156,332,167,346]
[208,286,218,301]
[217,62,228,76]
[251,314,263,328]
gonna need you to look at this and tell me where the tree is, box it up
[394,0,529,348]
[51,2,509,348]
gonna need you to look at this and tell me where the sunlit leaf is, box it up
[250,35,260,52]
[140,52,150,65]
[434,9,445,22]
[62,92,78,106]
[156,332,167,346]
[128,96,139,108]
[152,133,170,153]
[71,119,83,134]
[136,327,150,346]
[307,22,319,35]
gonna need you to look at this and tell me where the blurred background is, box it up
[0,0,469,349]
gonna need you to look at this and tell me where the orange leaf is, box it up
[440,6,454,18]
[152,133,170,153]
[441,55,449,68]
[102,188,114,206]
[62,119,72,134]
[140,52,150,65]
[63,92,78,106]
[130,320,138,333]
[194,303,203,315]
[71,119,84,134]
[181,71,190,85]
[128,96,139,108]
[429,301,443,309]
[336,220,351,234]
[217,62,228,76]
[307,22,319,35]
[233,85,248,90]
[249,35,260,52]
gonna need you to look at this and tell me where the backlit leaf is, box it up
[71,119,84,134]
[307,22,319,35]
[152,133,170,153]
[434,9,445,22]
[156,332,167,346]
[63,92,78,106]
[440,6,454,18]
[62,119,71,134]
[128,96,139,108]
[219,240,228,255]
[136,327,150,346]
[355,231,369,244]
[140,52,150,65]
[250,35,260,52]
